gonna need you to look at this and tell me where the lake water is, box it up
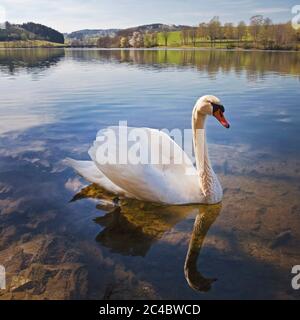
[0,48,300,299]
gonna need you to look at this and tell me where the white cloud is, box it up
[171,11,233,18]
[252,7,290,14]
[0,5,6,24]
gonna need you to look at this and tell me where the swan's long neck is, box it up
[192,108,219,199]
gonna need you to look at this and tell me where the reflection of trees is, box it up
[0,48,298,78]
[66,49,300,78]
[0,48,65,74]
[72,183,222,292]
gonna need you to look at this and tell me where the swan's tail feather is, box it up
[64,158,99,182]
[64,158,125,195]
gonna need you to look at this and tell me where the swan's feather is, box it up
[87,126,204,204]
[64,158,127,196]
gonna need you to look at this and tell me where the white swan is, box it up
[66,95,230,205]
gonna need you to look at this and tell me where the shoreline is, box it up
[0,46,299,53]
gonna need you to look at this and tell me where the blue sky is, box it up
[0,0,297,32]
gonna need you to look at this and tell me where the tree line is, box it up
[189,15,299,49]
[88,15,299,50]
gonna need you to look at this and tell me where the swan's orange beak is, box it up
[213,109,230,129]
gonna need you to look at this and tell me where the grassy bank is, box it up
[156,31,300,50]
[0,40,65,48]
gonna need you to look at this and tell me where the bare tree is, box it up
[237,21,247,45]
[161,28,170,47]
[181,28,189,45]
[297,29,300,42]
[224,22,235,39]
[259,18,273,48]
[280,23,297,47]
[250,15,264,45]
[198,23,208,42]
[189,27,198,47]
[71,39,82,47]
[97,36,112,48]
[208,16,222,46]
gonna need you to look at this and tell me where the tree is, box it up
[97,36,112,48]
[143,33,153,47]
[189,27,198,46]
[280,23,297,47]
[224,22,235,39]
[237,21,247,44]
[197,23,210,47]
[198,23,208,41]
[120,36,129,48]
[208,16,222,46]
[150,32,158,47]
[129,32,144,48]
[181,28,189,45]
[296,29,300,41]
[249,15,264,44]
[161,27,170,47]
[269,23,298,49]
[259,18,273,48]
[71,39,83,47]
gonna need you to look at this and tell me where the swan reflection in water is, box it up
[72,184,222,292]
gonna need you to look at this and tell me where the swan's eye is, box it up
[211,102,225,114]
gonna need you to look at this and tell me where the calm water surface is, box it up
[0,49,300,299]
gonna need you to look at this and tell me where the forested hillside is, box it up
[0,22,64,44]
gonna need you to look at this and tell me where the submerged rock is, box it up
[270,230,292,249]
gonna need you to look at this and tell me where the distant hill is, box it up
[117,23,188,36]
[66,24,190,40]
[66,29,121,40]
[0,22,64,44]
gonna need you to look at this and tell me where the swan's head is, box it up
[197,95,230,129]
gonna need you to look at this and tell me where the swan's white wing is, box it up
[65,158,128,196]
[88,127,203,204]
